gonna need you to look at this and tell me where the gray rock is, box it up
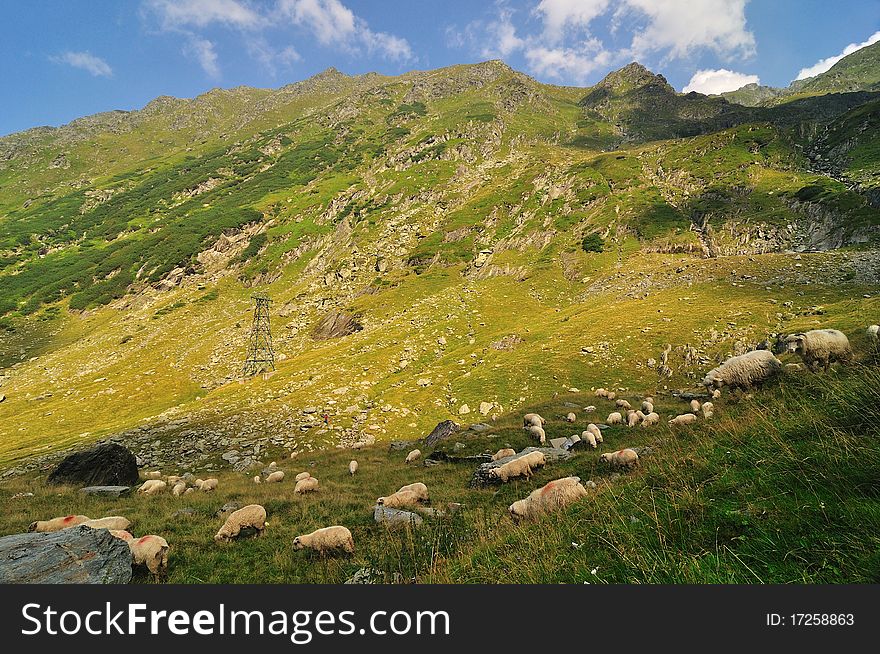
[388,440,414,452]
[549,437,568,449]
[215,501,241,518]
[423,420,460,447]
[47,443,139,487]
[373,505,423,527]
[468,423,492,433]
[0,526,132,584]
[470,447,572,487]
[80,485,132,498]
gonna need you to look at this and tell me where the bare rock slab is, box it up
[0,525,133,584]
[48,443,139,487]
[80,485,132,498]
[470,446,571,487]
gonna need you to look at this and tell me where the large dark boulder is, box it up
[0,526,132,584]
[48,443,139,487]
[424,420,460,448]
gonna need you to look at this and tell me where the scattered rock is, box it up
[470,447,572,487]
[373,505,423,527]
[47,443,139,487]
[80,486,132,498]
[423,420,460,447]
[215,501,241,518]
[0,525,132,584]
[458,404,471,415]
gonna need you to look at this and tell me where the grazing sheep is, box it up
[138,480,167,496]
[606,392,616,401]
[599,448,640,470]
[80,516,131,531]
[508,477,590,521]
[689,399,701,412]
[586,423,603,442]
[565,412,576,423]
[268,462,277,470]
[197,478,218,492]
[584,405,596,413]
[214,504,267,543]
[294,476,320,494]
[580,431,598,449]
[712,389,722,399]
[626,411,641,428]
[523,413,546,428]
[489,456,533,483]
[616,399,632,410]
[669,413,698,426]
[377,489,421,509]
[405,449,422,464]
[868,325,879,342]
[349,460,358,475]
[28,515,91,533]
[703,350,782,392]
[521,451,546,470]
[607,412,623,425]
[129,535,169,582]
[397,482,430,502]
[295,472,312,482]
[492,448,517,461]
[109,530,132,542]
[253,476,262,485]
[145,471,162,480]
[264,471,285,484]
[172,481,187,496]
[776,329,852,372]
[166,476,181,485]
[594,388,608,398]
[528,425,546,445]
[641,412,660,427]
[641,400,654,414]
[183,487,195,496]
[701,402,714,420]
[293,526,354,555]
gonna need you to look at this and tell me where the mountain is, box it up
[721,40,880,106]
[0,54,878,476]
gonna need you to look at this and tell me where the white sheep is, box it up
[508,477,590,521]
[586,423,603,442]
[492,448,517,461]
[109,530,132,541]
[868,324,879,342]
[405,449,422,464]
[528,424,546,444]
[214,504,267,543]
[145,471,162,480]
[166,475,181,485]
[626,411,641,428]
[712,389,722,399]
[703,350,782,392]
[669,413,698,426]
[268,462,277,470]
[606,391,616,401]
[521,451,546,470]
[28,515,91,532]
[580,431,598,449]
[264,471,285,484]
[183,487,195,496]
[607,412,623,425]
[376,489,421,509]
[641,400,654,414]
[253,476,262,485]
[138,480,167,496]
[295,472,312,482]
[701,402,714,420]
[616,399,632,410]
[197,478,218,492]
[641,412,660,427]
[489,456,533,483]
[349,460,358,475]
[689,399,701,412]
[172,481,187,496]
[599,448,639,470]
[397,482,430,502]
[294,476,320,494]
[128,534,169,582]
[565,412,576,423]
[80,516,131,531]
[777,329,852,372]
[293,526,355,554]
[523,413,545,428]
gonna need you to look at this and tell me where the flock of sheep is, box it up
[21,325,877,582]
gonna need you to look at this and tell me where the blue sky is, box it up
[1,0,878,136]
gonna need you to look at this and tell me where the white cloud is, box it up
[52,51,113,77]
[184,37,220,78]
[534,0,610,43]
[525,39,611,83]
[278,0,413,61]
[247,38,302,76]
[683,68,759,94]
[623,0,755,60]
[795,30,880,81]
[145,0,265,30]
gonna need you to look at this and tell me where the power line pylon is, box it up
[243,293,275,376]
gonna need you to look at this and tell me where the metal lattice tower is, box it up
[243,293,275,376]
